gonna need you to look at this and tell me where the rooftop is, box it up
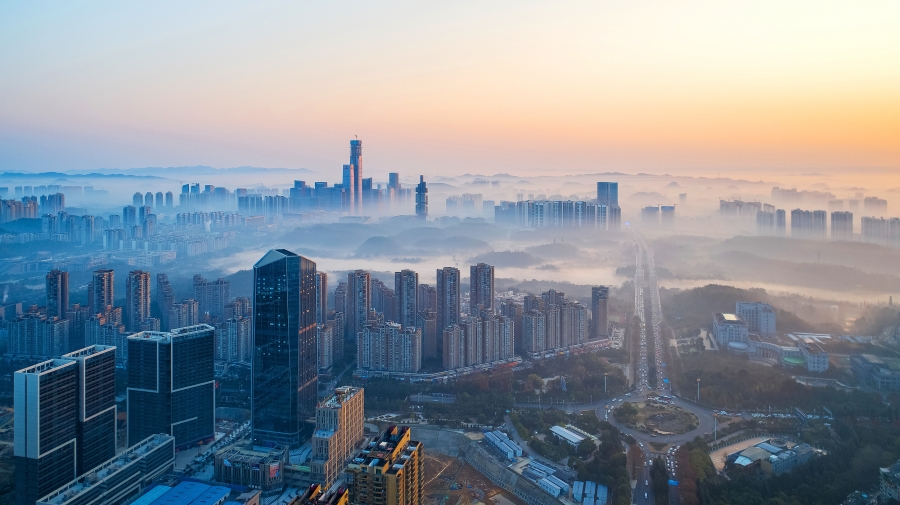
[17,358,75,375]
[715,313,746,325]
[318,386,361,409]
[37,435,174,505]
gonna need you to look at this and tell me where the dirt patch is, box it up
[423,452,525,505]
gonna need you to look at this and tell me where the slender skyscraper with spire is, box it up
[416,175,428,219]
[350,139,363,213]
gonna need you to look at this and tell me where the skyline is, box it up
[2,2,899,178]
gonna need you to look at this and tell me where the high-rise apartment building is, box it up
[596,182,618,207]
[46,269,69,321]
[126,270,151,333]
[127,325,215,448]
[591,286,609,339]
[436,267,460,337]
[415,176,428,219]
[790,209,827,240]
[7,312,69,357]
[215,316,251,363]
[831,211,854,241]
[310,387,365,488]
[168,298,199,330]
[522,310,546,354]
[347,270,371,362]
[417,311,437,359]
[193,275,231,319]
[395,270,418,329]
[358,322,421,373]
[417,284,437,312]
[252,249,318,448]
[345,426,423,505]
[156,273,175,331]
[88,269,115,315]
[14,345,117,505]
[371,279,395,323]
[316,272,328,325]
[122,205,137,229]
[469,263,495,316]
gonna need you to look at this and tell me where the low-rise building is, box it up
[881,460,900,501]
[799,342,829,372]
[851,354,900,391]
[713,313,748,346]
[36,434,175,505]
[214,446,286,498]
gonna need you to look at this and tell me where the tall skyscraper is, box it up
[252,249,318,448]
[46,269,69,320]
[591,286,609,339]
[61,345,117,475]
[89,269,115,315]
[415,176,428,219]
[350,139,363,212]
[126,270,151,333]
[316,272,328,325]
[14,345,117,505]
[156,273,175,331]
[436,268,460,337]
[395,270,418,329]
[469,263,495,316]
[128,325,215,448]
[15,359,78,505]
[597,182,618,206]
[347,270,371,363]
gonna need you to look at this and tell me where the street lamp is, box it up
[696,378,701,402]
[604,373,608,394]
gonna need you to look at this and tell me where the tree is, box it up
[577,439,597,459]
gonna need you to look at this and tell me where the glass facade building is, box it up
[252,249,318,448]
[127,325,215,449]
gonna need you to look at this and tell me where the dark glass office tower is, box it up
[62,345,116,475]
[350,140,363,212]
[252,249,317,448]
[46,269,69,321]
[395,270,418,329]
[14,359,78,505]
[127,325,215,449]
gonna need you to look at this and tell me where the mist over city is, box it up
[2,3,900,505]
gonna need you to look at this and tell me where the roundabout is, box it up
[613,401,699,436]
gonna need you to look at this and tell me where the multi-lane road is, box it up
[616,239,710,504]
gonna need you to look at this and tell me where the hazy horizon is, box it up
[3,1,899,178]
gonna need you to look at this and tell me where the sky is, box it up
[1,1,899,179]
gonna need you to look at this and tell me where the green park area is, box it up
[613,401,698,435]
